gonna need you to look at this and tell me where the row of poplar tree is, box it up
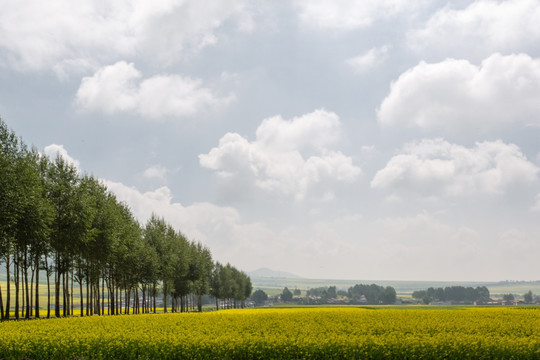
[0,118,252,320]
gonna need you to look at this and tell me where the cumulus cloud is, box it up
[345,46,389,74]
[408,0,540,58]
[76,61,232,118]
[103,181,240,241]
[295,0,425,30]
[371,138,539,197]
[102,180,285,270]
[199,109,361,200]
[377,53,540,132]
[0,0,250,73]
[43,144,80,169]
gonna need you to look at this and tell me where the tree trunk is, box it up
[127,288,131,315]
[153,284,156,313]
[134,288,137,314]
[24,251,30,318]
[30,257,35,318]
[54,253,60,318]
[45,258,50,319]
[35,259,40,318]
[135,288,139,314]
[0,284,4,321]
[15,252,19,320]
[108,279,113,315]
[142,287,146,314]
[126,289,130,315]
[163,284,167,313]
[79,277,84,317]
[86,273,90,316]
[5,258,11,319]
[62,271,67,317]
[21,268,25,318]
[101,277,105,315]
[70,268,74,316]
[95,281,100,315]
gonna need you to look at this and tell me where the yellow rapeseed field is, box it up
[0,307,539,359]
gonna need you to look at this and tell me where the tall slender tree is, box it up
[0,118,20,320]
[0,117,252,321]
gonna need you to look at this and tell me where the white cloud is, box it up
[103,181,240,242]
[76,61,232,118]
[43,144,80,169]
[102,180,284,271]
[101,178,540,280]
[295,0,425,30]
[377,53,540,132]
[76,61,140,114]
[345,46,389,74]
[0,0,250,73]
[408,0,540,58]
[34,145,540,280]
[371,138,539,197]
[143,165,169,180]
[199,109,361,200]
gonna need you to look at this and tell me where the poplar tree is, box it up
[0,117,251,320]
[0,118,19,320]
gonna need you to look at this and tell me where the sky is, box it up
[1,0,540,282]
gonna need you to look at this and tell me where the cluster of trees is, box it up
[276,284,397,305]
[523,290,536,304]
[306,286,337,300]
[502,291,538,304]
[250,289,269,306]
[0,118,251,320]
[348,284,397,305]
[412,286,490,304]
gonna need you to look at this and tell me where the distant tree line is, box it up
[348,284,397,304]
[503,291,539,304]
[0,118,251,320]
[276,283,397,305]
[412,286,490,304]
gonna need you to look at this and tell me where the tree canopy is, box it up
[0,117,251,320]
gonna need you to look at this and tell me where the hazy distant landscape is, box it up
[247,268,540,299]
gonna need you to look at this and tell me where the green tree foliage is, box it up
[0,117,250,319]
[524,290,533,304]
[305,286,338,304]
[281,287,293,302]
[250,289,268,306]
[208,262,252,310]
[0,118,21,320]
[412,286,490,304]
[348,284,397,305]
[503,294,515,302]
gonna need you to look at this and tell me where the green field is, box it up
[0,306,539,359]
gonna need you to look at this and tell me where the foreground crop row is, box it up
[0,307,539,359]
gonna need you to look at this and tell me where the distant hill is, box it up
[248,268,303,279]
